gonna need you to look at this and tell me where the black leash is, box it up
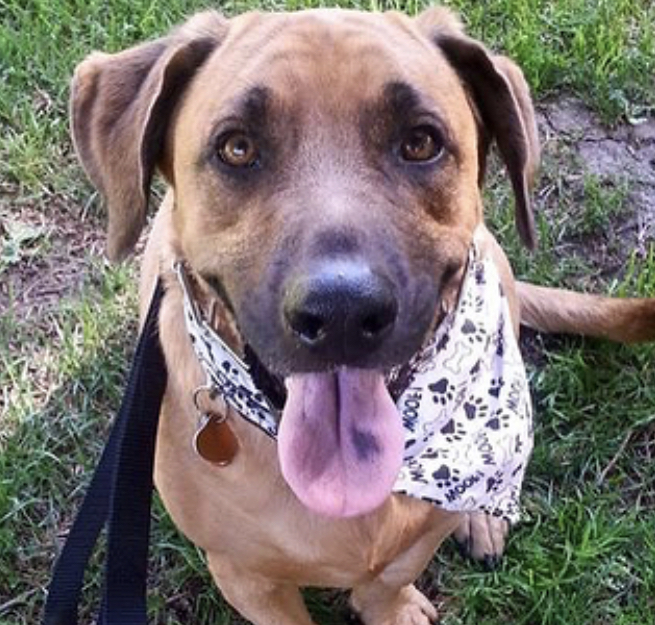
[43,279,167,625]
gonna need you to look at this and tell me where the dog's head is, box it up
[71,7,538,517]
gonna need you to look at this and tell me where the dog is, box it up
[70,7,655,624]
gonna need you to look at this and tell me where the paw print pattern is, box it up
[220,359,239,379]
[440,418,466,442]
[422,446,452,460]
[429,378,456,406]
[462,290,485,314]
[378,245,532,524]
[184,308,280,436]
[460,318,486,345]
[485,471,505,494]
[205,358,241,396]
[485,408,512,431]
[462,395,489,421]
[480,504,506,519]
[431,464,461,489]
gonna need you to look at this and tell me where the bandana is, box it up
[175,236,533,523]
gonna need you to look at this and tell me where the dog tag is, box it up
[193,412,239,466]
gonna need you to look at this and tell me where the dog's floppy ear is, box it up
[416,8,539,250]
[71,11,228,261]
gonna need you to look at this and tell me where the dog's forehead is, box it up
[185,9,469,130]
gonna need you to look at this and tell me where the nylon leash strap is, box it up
[43,279,167,625]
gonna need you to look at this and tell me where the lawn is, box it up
[1,1,654,624]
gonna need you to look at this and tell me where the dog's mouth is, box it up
[244,342,415,412]
[244,343,421,518]
[191,264,443,518]
[243,333,419,519]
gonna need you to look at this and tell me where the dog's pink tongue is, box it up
[278,368,404,518]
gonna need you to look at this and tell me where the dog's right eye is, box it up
[217,132,260,168]
[399,126,443,163]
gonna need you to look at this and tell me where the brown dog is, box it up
[70,7,655,624]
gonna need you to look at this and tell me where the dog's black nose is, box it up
[283,260,398,362]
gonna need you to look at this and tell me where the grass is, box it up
[1,0,654,624]
[444,0,655,123]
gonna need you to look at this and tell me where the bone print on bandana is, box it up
[177,232,533,523]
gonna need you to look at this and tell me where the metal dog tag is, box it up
[193,412,239,466]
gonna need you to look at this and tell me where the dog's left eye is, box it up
[217,132,260,168]
[399,127,443,163]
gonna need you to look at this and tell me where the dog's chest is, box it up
[155,399,442,584]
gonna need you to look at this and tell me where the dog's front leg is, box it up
[207,554,317,625]
[350,510,461,625]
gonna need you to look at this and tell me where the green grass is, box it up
[1,0,653,196]
[1,0,654,624]
[444,0,655,122]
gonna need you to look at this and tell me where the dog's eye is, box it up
[399,127,442,163]
[218,132,259,168]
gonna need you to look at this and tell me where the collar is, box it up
[174,260,281,437]
[175,235,533,522]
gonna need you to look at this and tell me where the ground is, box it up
[538,97,655,255]
[1,1,654,624]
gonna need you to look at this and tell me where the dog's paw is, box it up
[390,585,437,625]
[352,584,437,625]
[452,510,509,568]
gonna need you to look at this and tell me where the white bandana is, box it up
[392,242,533,523]
[175,239,533,523]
